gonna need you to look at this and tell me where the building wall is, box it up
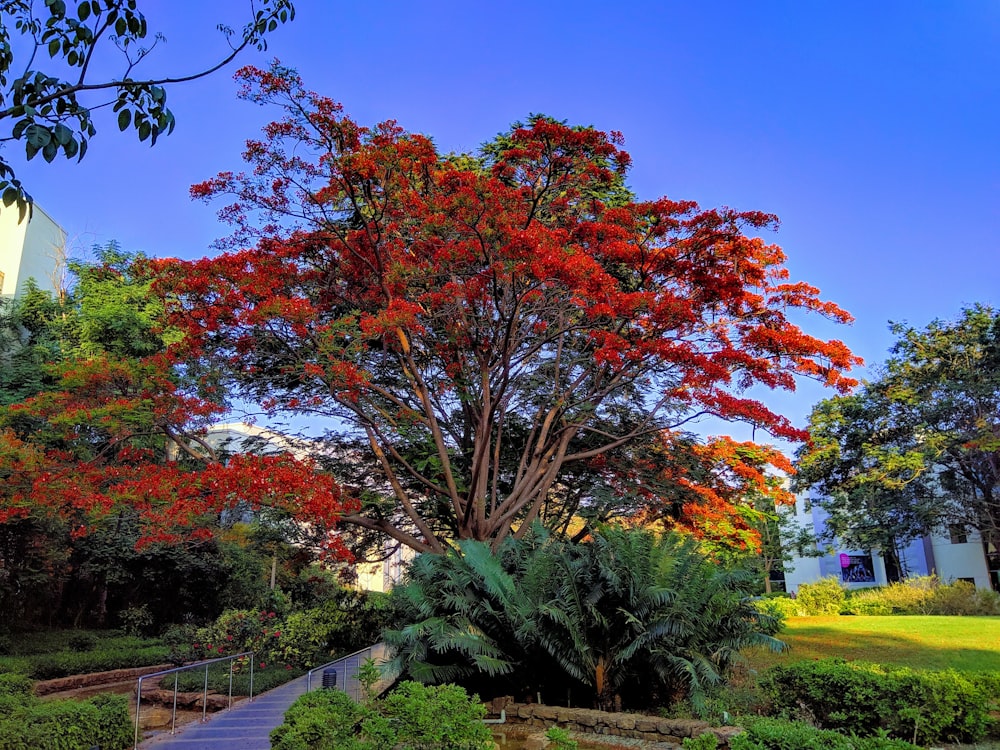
[782,491,994,593]
[0,203,66,296]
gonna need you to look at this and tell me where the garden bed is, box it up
[487,699,741,748]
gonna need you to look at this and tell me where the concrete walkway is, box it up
[138,673,309,750]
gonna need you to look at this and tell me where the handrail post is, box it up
[171,672,179,734]
[227,658,234,710]
[202,664,209,722]
[134,675,143,750]
[249,654,255,702]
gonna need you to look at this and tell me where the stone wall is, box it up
[34,663,173,696]
[489,699,743,748]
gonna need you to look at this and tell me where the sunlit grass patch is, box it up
[746,615,1000,673]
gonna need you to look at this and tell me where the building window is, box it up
[840,553,875,583]
[949,525,968,545]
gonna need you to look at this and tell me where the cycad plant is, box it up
[384,526,783,710]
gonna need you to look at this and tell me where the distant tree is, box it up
[0,0,295,213]
[796,305,1000,584]
[161,64,861,555]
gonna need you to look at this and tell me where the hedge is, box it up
[730,717,919,750]
[0,691,131,750]
[760,659,998,745]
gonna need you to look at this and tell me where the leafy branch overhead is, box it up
[0,0,295,213]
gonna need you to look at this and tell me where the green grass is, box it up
[748,615,1000,673]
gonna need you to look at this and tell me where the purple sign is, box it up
[839,553,851,568]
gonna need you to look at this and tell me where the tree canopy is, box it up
[0,244,355,553]
[0,0,294,213]
[159,64,861,554]
[796,304,1000,579]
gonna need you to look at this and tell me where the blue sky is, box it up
[10,1,1000,444]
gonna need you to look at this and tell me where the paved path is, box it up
[138,673,309,750]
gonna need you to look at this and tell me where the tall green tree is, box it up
[796,305,1000,584]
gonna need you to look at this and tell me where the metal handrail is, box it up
[133,651,254,749]
[305,642,391,700]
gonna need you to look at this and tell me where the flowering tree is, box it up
[161,64,861,554]
[0,248,355,554]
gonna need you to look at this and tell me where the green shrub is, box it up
[546,725,579,750]
[270,688,363,750]
[192,608,284,662]
[173,660,303,696]
[795,577,845,615]
[754,597,800,621]
[840,593,892,616]
[67,633,97,652]
[271,681,492,750]
[760,658,993,745]
[839,576,1000,616]
[0,692,132,750]
[26,644,170,679]
[380,682,492,749]
[731,716,919,750]
[0,674,33,697]
[118,604,155,636]
[682,732,718,749]
[927,580,1000,615]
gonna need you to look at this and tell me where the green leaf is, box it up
[25,124,52,148]
[117,109,130,131]
[53,123,72,145]
[138,120,151,141]
[47,39,60,57]
[78,2,90,21]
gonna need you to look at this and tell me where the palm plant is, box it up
[384,525,783,709]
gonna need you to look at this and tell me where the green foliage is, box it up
[682,732,718,750]
[356,658,380,705]
[795,577,845,615]
[0,692,132,750]
[796,305,1000,569]
[841,576,1000,616]
[731,717,919,750]
[66,632,96,652]
[0,673,33,697]
[753,596,800,621]
[275,590,398,668]
[270,681,492,750]
[16,643,169,679]
[545,725,579,750]
[385,525,784,710]
[191,608,283,662]
[760,658,996,745]
[270,688,364,750]
[173,660,302,696]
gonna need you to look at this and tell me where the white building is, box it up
[782,491,997,593]
[0,203,67,296]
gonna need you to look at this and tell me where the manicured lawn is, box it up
[747,615,1000,673]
